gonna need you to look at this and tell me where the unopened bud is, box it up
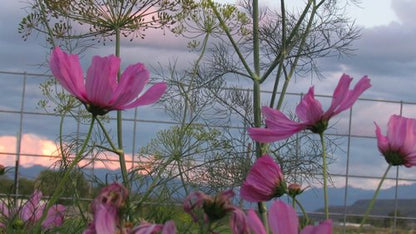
[287,183,304,197]
[203,190,235,221]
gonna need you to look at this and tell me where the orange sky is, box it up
[0,133,153,173]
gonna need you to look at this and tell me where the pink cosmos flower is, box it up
[0,190,65,230]
[183,191,206,222]
[183,190,249,234]
[50,47,167,115]
[240,155,286,202]
[248,74,371,142]
[84,183,128,234]
[375,115,416,167]
[246,200,332,234]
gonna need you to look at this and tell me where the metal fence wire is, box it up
[1,70,416,232]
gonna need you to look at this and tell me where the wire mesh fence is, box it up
[1,70,416,232]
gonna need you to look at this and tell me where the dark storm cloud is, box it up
[1,0,416,189]
[280,0,416,104]
[0,1,49,72]
[325,0,416,102]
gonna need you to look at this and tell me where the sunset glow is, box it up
[0,134,152,173]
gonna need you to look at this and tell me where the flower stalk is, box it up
[34,116,96,232]
[114,27,130,191]
[360,164,392,227]
[319,132,329,220]
[294,198,310,227]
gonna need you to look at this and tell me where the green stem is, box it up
[96,118,120,152]
[260,0,313,82]
[319,132,329,219]
[59,112,66,165]
[207,0,255,79]
[253,80,262,158]
[268,0,286,108]
[295,197,310,227]
[34,116,95,232]
[114,27,130,191]
[252,0,260,78]
[135,157,175,208]
[252,0,266,224]
[360,164,392,227]
[61,112,87,222]
[176,159,189,195]
[276,69,290,110]
[253,80,269,232]
[71,177,88,222]
[276,3,317,109]
[115,27,121,65]
[38,0,56,48]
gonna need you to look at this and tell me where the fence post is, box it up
[14,72,27,203]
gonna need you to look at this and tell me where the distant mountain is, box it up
[320,199,416,217]
[8,165,416,216]
[297,184,416,213]
[8,165,122,182]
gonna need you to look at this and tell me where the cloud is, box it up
[276,0,415,104]
[0,133,155,174]
[0,134,59,168]
[309,0,416,103]
[1,0,416,193]
[391,0,416,26]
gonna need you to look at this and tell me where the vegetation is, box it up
[0,0,409,232]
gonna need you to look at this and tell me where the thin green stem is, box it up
[61,112,87,223]
[276,67,290,110]
[295,197,310,227]
[95,144,118,154]
[207,0,256,80]
[253,80,269,232]
[260,0,313,82]
[135,157,174,208]
[115,27,130,191]
[173,34,211,196]
[180,33,209,126]
[176,159,189,195]
[319,132,329,219]
[252,0,260,78]
[268,0,287,108]
[59,112,66,164]
[269,60,283,108]
[257,202,268,233]
[34,117,95,232]
[96,118,130,190]
[115,27,121,65]
[252,0,267,228]
[96,118,119,152]
[71,178,88,222]
[276,3,317,109]
[253,80,262,158]
[360,164,392,227]
[37,0,56,48]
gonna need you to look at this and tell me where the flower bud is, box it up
[202,190,235,221]
[287,183,304,197]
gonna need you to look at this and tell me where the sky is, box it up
[0,0,416,193]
